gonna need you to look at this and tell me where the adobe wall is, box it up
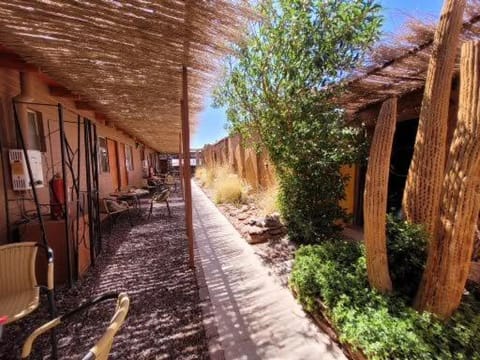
[0,69,156,244]
[202,134,357,215]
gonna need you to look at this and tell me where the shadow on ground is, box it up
[0,193,209,360]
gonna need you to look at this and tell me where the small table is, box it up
[110,189,150,218]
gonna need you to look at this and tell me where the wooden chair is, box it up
[21,292,130,360]
[148,188,171,220]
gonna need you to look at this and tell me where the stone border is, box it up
[194,243,225,360]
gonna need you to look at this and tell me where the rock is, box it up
[268,227,286,236]
[265,213,282,228]
[239,204,249,213]
[247,226,270,244]
[237,212,249,221]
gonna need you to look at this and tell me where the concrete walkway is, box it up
[192,181,346,360]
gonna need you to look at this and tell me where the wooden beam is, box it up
[178,131,184,197]
[0,52,37,71]
[181,66,194,269]
[49,85,75,98]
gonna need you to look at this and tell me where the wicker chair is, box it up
[164,174,177,193]
[21,292,130,360]
[148,188,171,220]
[0,242,55,324]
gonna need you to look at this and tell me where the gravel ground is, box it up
[0,192,209,360]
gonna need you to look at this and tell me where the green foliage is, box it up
[386,214,428,300]
[290,242,480,360]
[213,0,382,243]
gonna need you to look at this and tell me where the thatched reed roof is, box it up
[0,1,252,153]
[339,0,480,119]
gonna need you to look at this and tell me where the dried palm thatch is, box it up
[0,1,253,153]
[339,0,480,118]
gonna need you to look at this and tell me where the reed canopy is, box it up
[0,0,251,153]
[339,0,480,120]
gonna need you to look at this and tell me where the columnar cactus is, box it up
[414,41,480,318]
[363,98,397,293]
[403,0,466,237]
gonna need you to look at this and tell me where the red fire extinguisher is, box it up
[50,173,65,220]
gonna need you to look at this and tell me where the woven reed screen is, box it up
[0,1,252,152]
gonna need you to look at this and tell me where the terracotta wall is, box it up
[202,134,357,215]
[0,69,156,244]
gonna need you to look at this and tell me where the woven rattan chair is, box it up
[0,242,55,324]
[21,292,130,360]
[148,188,171,220]
[102,198,133,232]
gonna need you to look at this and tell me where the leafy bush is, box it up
[290,242,480,360]
[213,0,383,244]
[213,173,246,204]
[386,214,428,300]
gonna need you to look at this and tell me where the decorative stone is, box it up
[265,213,282,228]
[237,212,249,221]
[247,226,270,244]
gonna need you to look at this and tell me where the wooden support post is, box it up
[182,66,194,268]
[402,0,466,236]
[179,131,184,198]
[363,98,396,293]
[414,41,480,317]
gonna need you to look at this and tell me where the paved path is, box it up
[192,181,346,360]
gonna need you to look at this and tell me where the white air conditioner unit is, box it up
[9,149,44,191]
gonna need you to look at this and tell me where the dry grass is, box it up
[255,184,280,216]
[195,166,215,188]
[214,172,247,204]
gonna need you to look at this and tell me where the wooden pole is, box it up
[363,97,397,293]
[182,66,194,268]
[178,131,184,198]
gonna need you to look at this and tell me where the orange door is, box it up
[118,143,128,190]
[107,139,120,191]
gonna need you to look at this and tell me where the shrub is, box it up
[213,173,246,204]
[290,241,480,360]
[386,214,428,300]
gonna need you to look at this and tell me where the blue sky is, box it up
[191,0,444,148]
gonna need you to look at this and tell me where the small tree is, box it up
[213,0,382,243]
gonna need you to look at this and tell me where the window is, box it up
[98,137,110,173]
[125,144,134,172]
[26,110,46,152]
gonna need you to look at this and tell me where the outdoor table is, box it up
[110,189,150,218]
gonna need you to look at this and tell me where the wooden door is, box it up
[107,139,120,191]
[118,143,128,190]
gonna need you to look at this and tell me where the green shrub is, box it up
[386,214,428,300]
[290,241,480,360]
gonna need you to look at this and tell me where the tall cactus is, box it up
[402,0,466,237]
[414,41,480,318]
[363,98,397,293]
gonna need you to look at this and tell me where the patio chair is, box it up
[102,198,133,232]
[0,242,58,357]
[148,188,171,220]
[164,174,177,193]
[0,242,55,324]
[21,292,130,360]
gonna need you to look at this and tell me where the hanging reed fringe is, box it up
[338,0,480,118]
[0,1,253,153]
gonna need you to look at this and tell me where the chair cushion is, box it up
[0,288,39,324]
